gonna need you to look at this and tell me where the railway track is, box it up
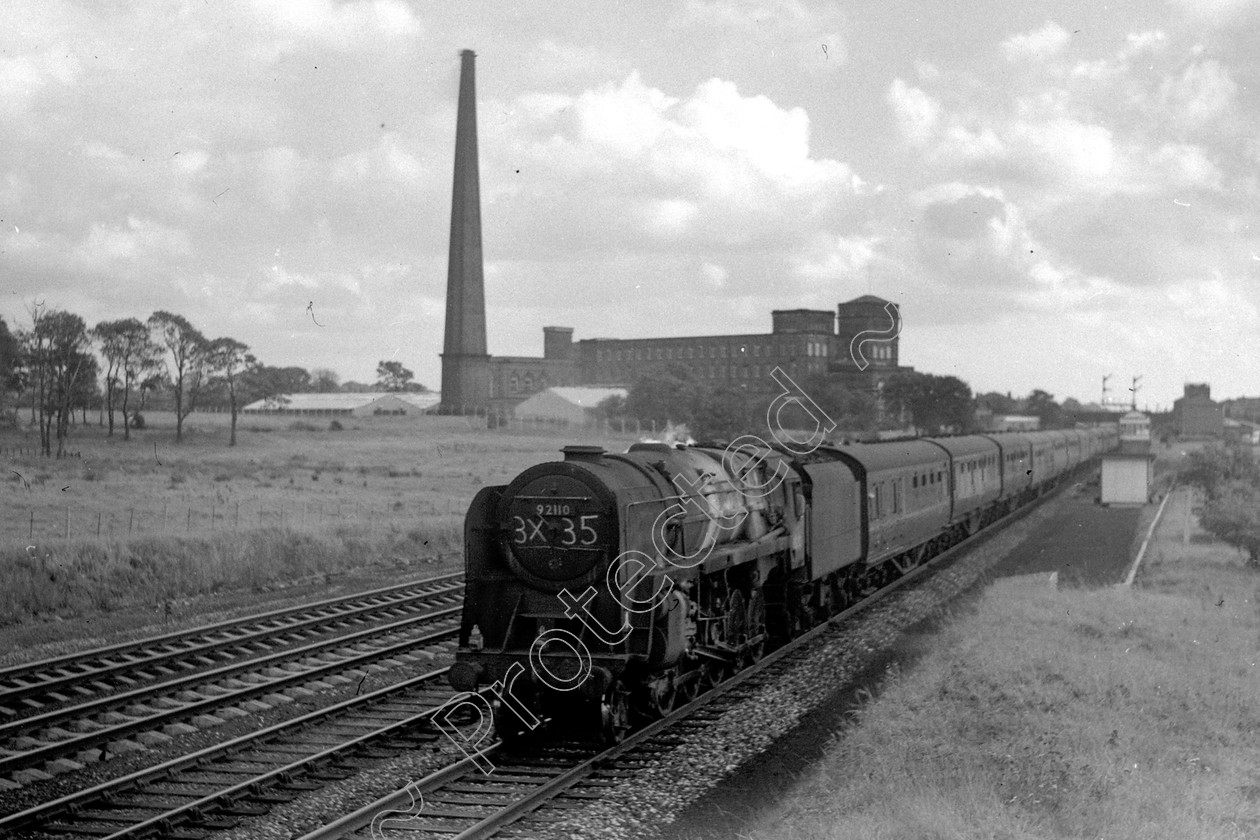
[0,571,463,718]
[0,573,465,787]
[297,475,1083,840]
[0,661,468,839]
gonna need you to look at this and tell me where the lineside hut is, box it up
[1101,411,1154,505]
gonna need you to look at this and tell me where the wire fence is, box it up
[0,446,82,459]
[2,497,467,544]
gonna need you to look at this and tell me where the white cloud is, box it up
[1001,22,1071,63]
[241,0,421,52]
[887,78,940,147]
[1122,30,1168,57]
[640,198,701,237]
[0,48,81,110]
[1010,117,1115,183]
[1147,143,1222,191]
[265,264,319,290]
[73,216,190,264]
[329,133,424,185]
[701,261,728,288]
[497,71,865,249]
[792,234,879,282]
[1158,60,1238,129]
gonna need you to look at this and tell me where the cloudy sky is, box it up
[3,0,1256,408]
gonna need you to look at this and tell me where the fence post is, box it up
[187,507,191,531]
[235,501,240,529]
[210,506,215,530]
[163,503,168,532]
[30,510,33,538]
[65,507,70,539]
[96,512,101,537]
[128,509,134,536]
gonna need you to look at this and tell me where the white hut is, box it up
[1101,411,1154,505]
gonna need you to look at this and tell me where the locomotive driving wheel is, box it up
[600,683,632,744]
[645,672,677,718]
[674,661,700,703]
[744,589,767,664]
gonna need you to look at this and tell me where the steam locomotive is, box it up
[448,426,1119,742]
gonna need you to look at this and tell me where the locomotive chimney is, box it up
[562,445,606,462]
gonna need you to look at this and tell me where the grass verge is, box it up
[741,488,1260,840]
[0,519,461,627]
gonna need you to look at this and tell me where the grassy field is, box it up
[0,410,635,627]
[737,484,1260,840]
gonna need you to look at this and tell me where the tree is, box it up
[206,337,257,447]
[1179,445,1257,499]
[882,372,974,434]
[794,373,878,433]
[976,391,1019,415]
[1200,481,1260,567]
[1025,389,1065,429]
[594,393,627,420]
[0,316,20,421]
[626,366,700,429]
[311,367,340,392]
[148,311,209,442]
[112,319,163,441]
[690,385,754,441]
[93,319,135,435]
[375,360,414,392]
[68,354,101,425]
[246,365,311,405]
[23,307,93,456]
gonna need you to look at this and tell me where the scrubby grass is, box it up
[0,411,635,626]
[742,488,1260,840]
[0,521,462,625]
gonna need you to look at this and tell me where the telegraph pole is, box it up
[1129,375,1142,410]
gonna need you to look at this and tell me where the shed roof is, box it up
[543,387,628,407]
[242,392,440,411]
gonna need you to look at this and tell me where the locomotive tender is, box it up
[449,424,1119,741]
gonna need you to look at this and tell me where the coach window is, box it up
[524,374,533,392]
[510,374,519,393]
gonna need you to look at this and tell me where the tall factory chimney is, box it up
[439,49,490,414]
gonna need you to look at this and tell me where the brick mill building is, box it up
[1172,383,1224,439]
[438,51,911,418]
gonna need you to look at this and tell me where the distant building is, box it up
[242,392,440,416]
[1172,383,1223,438]
[513,386,628,426]
[433,53,913,422]
[989,414,1040,432]
[1222,396,1260,424]
[1101,411,1154,505]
